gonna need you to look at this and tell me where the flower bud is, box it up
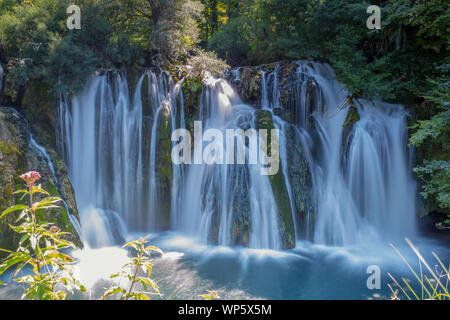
[49,226,59,234]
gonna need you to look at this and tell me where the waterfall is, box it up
[58,62,417,250]
[59,74,138,247]
[59,71,186,247]
[345,102,417,238]
[147,71,185,230]
[177,73,281,249]
[258,61,417,245]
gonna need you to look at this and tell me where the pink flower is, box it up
[19,171,41,188]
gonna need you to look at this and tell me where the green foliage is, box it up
[205,0,448,100]
[414,161,450,215]
[0,173,85,300]
[207,17,250,66]
[0,0,229,96]
[409,63,449,222]
[187,48,229,77]
[388,238,449,300]
[0,141,21,155]
[101,235,163,300]
[0,0,140,94]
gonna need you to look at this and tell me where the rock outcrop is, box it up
[154,103,173,230]
[283,124,315,240]
[254,109,296,249]
[226,67,263,107]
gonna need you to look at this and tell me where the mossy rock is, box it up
[230,166,251,247]
[341,105,360,173]
[254,109,295,249]
[342,105,360,148]
[153,104,173,230]
[225,67,262,108]
[284,125,316,241]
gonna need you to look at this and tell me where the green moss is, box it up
[341,105,360,157]
[342,105,360,129]
[254,109,295,249]
[254,109,274,154]
[269,167,295,249]
[0,141,21,155]
[153,106,173,229]
[182,75,202,133]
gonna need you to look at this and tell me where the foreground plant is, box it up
[388,238,449,300]
[101,235,163,300]
[0,171,85,300]
[199,290,220,300]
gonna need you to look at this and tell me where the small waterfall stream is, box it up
[58,62,418,250]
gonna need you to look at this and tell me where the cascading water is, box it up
[58,61,417,251]
[259,61,417,246]
[344,102,417,238]
[58,71,185,247]
[177,72,282,249]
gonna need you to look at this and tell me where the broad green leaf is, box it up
[0,205,28,220]
[31,186,50,196]
[102,287,123,298]
[0,254,29,274]
[139,277,160,294]
[14,189,29,195]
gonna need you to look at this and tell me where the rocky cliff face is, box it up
[0,107,82,255]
